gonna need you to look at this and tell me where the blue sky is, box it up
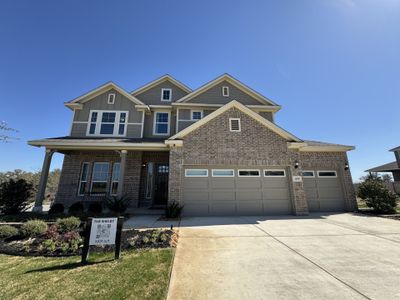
[0,0,399,181]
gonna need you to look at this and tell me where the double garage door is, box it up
[182,166,292,216]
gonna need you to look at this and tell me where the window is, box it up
[317,171,337,178]
[78,163,89,196]
[238,169,260,177]
[185,169,208,177]
[87,111,128,136]
[145,163,154,199]
[161,88,172,101]
[301,170,315,177]
[212,169,234,177]
[222,86,229,97]
[229,118,241,132]
[90,162,109,194]
[191,110,203,121]
[107,93,116,104]
[153,112,170,135]
[110,163,120,196]
[264,169,286,177]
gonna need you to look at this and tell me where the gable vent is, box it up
[229,118,241,132]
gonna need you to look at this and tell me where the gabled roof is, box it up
[176,73,279,106]
[288,140,355,152]
[365,161,400,172]
[390,146,400,152]
[130,74,192,96]
[65,82,145,110]
[168,100,300,142]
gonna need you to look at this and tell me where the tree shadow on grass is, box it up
[25,259,114,273]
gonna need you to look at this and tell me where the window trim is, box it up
[185,169,209,177]
[77,162,89,196]
[90,162,110,195]
[190,110,203,121]
[301,170,315,178]
[161,88,172,102]
[263,169,286,177]
[107,93,116,104]
[222,86,229,97]
[153,111,171,136]
[211,169,235,177]
[86,110,129,137]
[110,162,120,196]
[229,118,241,132]
[238,169,261,177]
[317,170,338,178]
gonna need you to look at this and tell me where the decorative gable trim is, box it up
[64,82,145,110]
[168,100,301,142]
[175,73,279,106]
[130,74,192,96]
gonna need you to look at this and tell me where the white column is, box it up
[117,150,128,197]
[33,149,55,212]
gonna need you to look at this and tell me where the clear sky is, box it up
[0,0,399,182]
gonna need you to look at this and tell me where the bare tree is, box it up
[0,121,18,142]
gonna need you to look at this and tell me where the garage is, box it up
[302,170,345,212]
[181,166,292,216]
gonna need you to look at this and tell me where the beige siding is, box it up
[143,111,176,139]
[259,112,273,122]
[177,109,215,132]
[135,80,189,105]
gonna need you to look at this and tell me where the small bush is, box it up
[20,220,48,237]
[88,202,103,214]
[165,201,183,218]
[56,217,81,233]
[68,202,84,215]
[42,239,57,252]
[358,176,398,213]
[45,225,60,240]
[48,203,64,215]
[0,225,19,238]
[105,195,130,214]
[0,179,34,214]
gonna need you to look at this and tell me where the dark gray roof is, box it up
[365,161,400,172]
[390,146,400,152]
[303,140,351,147]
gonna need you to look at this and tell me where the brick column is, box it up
[33,149,55,212]
[288,165,309,215]
[117,150,128,197]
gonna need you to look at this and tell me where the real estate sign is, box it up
[89,218,118,245]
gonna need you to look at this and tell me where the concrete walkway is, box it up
[167,213,400,300]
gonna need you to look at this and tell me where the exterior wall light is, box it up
[344,163,349,170]
[294,161,299,169]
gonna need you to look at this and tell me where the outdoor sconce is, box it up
[294,161,299,169]
[344,163,349,171]
[142,163,147,168]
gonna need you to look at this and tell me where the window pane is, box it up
[212,169,234,177]
[111,182,119,195]
[264,170,285,177]
[156,113,168,122]
[92,163,109,181]
[302,171,314,177]
[185,169,208,177]
[112,163,120,181]
[318,171,337,177]
[192,112,202,120]
[100,123,114,134]
[79,182,86,195]
[91,112,97,122]
[120,113,126,123]
[89,123,96,134]
[156,123,168,134]
[102,112,116,122]
[80,163,89,181]
[91,182,107,194]
[118,124,125,135]
[162,90,171,100]
[238,170,260,177]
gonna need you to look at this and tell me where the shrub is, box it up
[42,239,57,252]
[165,201,183,218]
[48,203,64,215]
[88,202,103,214]
[105,195,130,214]
[358,176,398,214]
[0,225,19,238]
[0,179,33,214]
[68,202,84,215]
[45,225,60,240]
[20,220,48,237]
[56,217,81,233]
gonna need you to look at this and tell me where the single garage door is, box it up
[182,167,292,216]
[302,170,345,212]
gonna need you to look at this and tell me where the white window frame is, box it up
[263,169,286,177]
[185,169,209,177]
[211,169,234,177]
[190,110,203,121]
[77,162,89,196]
[238,169,260,177]
[222,86,229,97]
[86,110,129,137]
[153,111,170,136]
[90,162,110,195]
[301,170,315,178]
[110,162,120,196]
[107,93,116,104]
[229,118,241,132]
[161,88,172,102]
[317,170,337,178]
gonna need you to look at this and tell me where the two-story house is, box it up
[29,74,357,216]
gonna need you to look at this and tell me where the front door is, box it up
[154,164,169,205]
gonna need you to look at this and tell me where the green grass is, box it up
[0,249,174,300]
[0,212,131,223]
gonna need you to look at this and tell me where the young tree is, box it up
[0,179,34,214]
[0,121,18,142]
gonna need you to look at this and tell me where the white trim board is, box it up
[130,74,192,95]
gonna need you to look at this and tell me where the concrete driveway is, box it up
[167,213,400,300]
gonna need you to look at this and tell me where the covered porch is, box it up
[28,137,170,212]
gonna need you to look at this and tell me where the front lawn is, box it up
[0,249,174,300]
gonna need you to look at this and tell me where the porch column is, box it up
[117,150,128,197]
[33,149,55,212]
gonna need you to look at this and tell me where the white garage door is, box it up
[182,167,292,216]
[302,170,345,212]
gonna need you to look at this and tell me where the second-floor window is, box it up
[87,111,128,136]
[161,88,172,101]
[153,111,170,135]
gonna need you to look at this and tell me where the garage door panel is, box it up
[236,190,262,201]
[317,179,340,188]
[210,191,235,202]
[319,187,342,198]
[319,199,344,212]
[183,179,208,189]
[236,180,262,189]
[237,202,263,215]
[307,200,319,211]
[210,203,236,215]
[263,200,291,214]
[262,179,287,188]
[182,190,209,202]
[184,203,209,216]
[210,179,235,189]
[262,189,289,200]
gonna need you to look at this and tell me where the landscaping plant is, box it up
[56,216,81,233]
[0,225,19,238]
[68,202,84,214]
[0,179,33,214]
[105,195,131,214]
[20,220,48,237]
[88,201,103,214]
[165,201,183,218]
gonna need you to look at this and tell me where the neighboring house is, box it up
[29,74,357,216]
[365,146,400,194]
